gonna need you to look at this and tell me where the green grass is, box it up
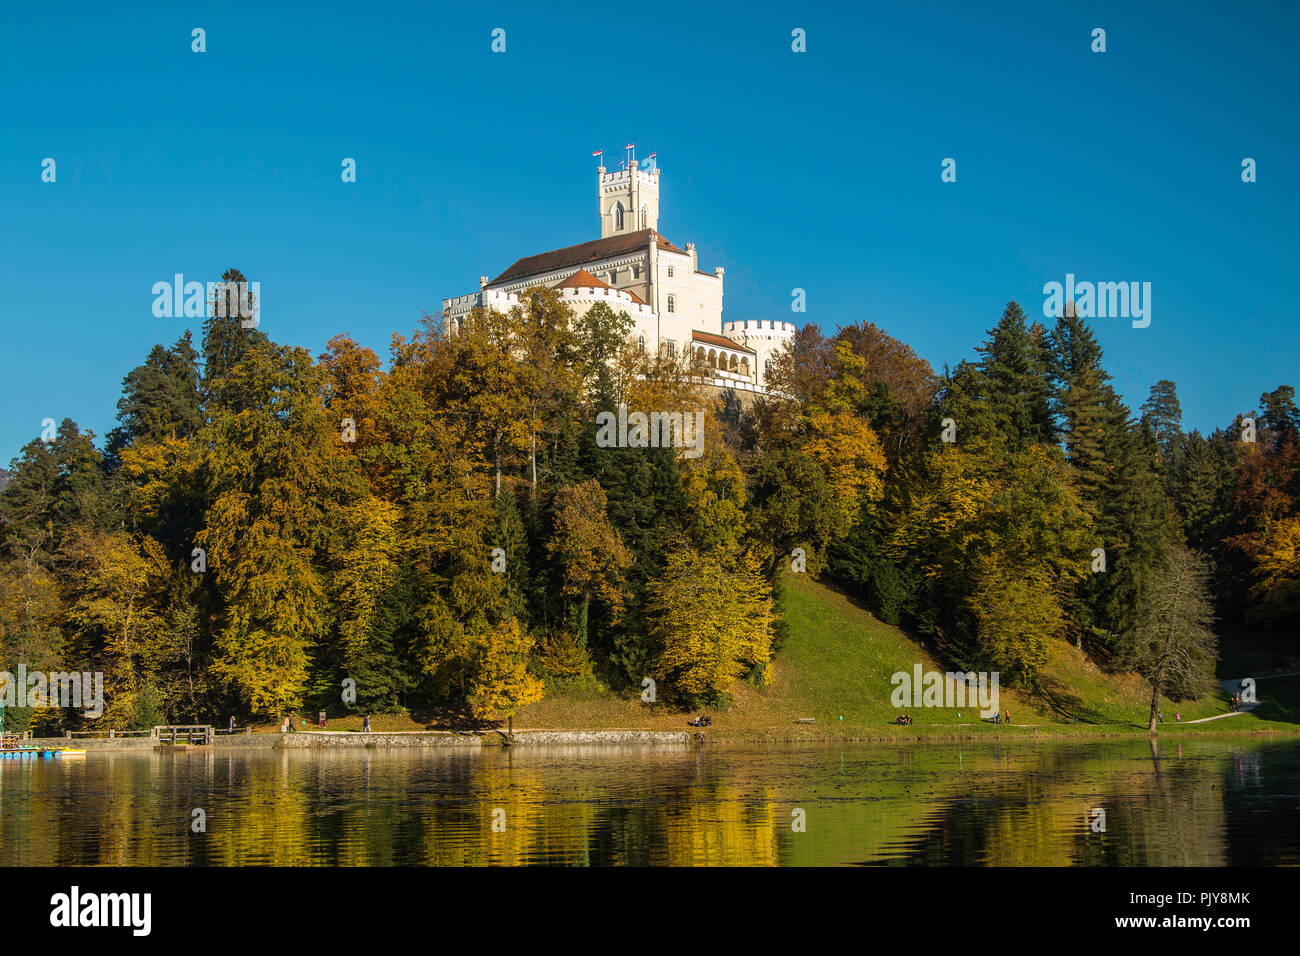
[510,573,1300,741]
[279,574,1300,741]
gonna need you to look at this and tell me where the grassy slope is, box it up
[317,574,1300,740]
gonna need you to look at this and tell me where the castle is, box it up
[442,152,793,393]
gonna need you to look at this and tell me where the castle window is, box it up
[608,269,617,284]
[615,203,625,230]
[667,294,675,313]
[666,340,676,357]
[638,334,646,353]
[764,359,772,377]
[633,266,641,279]
[667,266,674,278]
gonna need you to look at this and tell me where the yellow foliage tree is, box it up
[63,530,171,728]
[802,409,887,536]
[548,480,633,646]
[467,617,543,723]
[650,546,774,705]
[1250,515,1300,625]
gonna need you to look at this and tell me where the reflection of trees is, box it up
[2,740,1296,866]
[891,741,1234,866]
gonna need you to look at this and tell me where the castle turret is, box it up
[722,320,796,388]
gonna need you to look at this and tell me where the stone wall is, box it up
[21,729,695,750]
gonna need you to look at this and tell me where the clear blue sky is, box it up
[3,0,1297,464]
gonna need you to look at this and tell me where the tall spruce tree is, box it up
[973,302,1055,450]
[201,267,269,398]
[1141,380,1183,461]
[107,332,202,462]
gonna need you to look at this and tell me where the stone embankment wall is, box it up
[276,731,480,749]
[22,730,693,750]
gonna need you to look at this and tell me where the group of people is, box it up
[990,710,1012,725]
[687,715,713,727]
[277,713,373,733]
[1229,694,1245,712]
[894,714,913,725]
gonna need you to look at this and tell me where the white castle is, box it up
[442,152,793,393]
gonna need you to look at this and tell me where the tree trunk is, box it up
[1148,675,1161,734]
[494,439,502,498]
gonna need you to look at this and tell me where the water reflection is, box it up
[1,739,1297,866]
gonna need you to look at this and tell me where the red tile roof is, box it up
[490,229,687,285]
[691,330,754,353]
[552,268,647,305]
[554,269,610,290]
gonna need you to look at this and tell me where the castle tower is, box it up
[723,320,797,389]
[598,158,660,238]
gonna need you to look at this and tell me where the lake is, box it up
[1,737,1297,866]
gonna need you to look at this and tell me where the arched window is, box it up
[729,354,738,372]
[615,202,625,231]
[640,206,647,229]
[764,359,772,378]
[638,333,646,353]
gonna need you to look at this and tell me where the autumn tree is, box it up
[198,343,367,715]
[466,616,543,724]
[547,480,633,648]
[649,545,774,706]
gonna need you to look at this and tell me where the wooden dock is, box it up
[152,724,215,748]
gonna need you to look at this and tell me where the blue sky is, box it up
[2,0,1297,463]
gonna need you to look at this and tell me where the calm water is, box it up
[1,738,1297,866]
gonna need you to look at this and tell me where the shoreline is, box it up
[19,724,1299,751]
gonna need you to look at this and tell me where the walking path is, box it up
[1184,706,1256,725]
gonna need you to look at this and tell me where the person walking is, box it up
[363,714,371,734]
[318,710,326,730]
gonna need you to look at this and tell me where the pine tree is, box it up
[1141,380,1183,461]
[201,267,269,397]
[974,302,1055,449]
[106,332,202,464]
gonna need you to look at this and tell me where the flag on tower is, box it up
[647,152,656,160]
[624,143,635,150]
[592,149,603,158]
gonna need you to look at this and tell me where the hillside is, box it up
[505,573,1299,740]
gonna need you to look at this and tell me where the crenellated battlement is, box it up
[443,282,655,324]
[556,284,655,318]
[724,319,797,337]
